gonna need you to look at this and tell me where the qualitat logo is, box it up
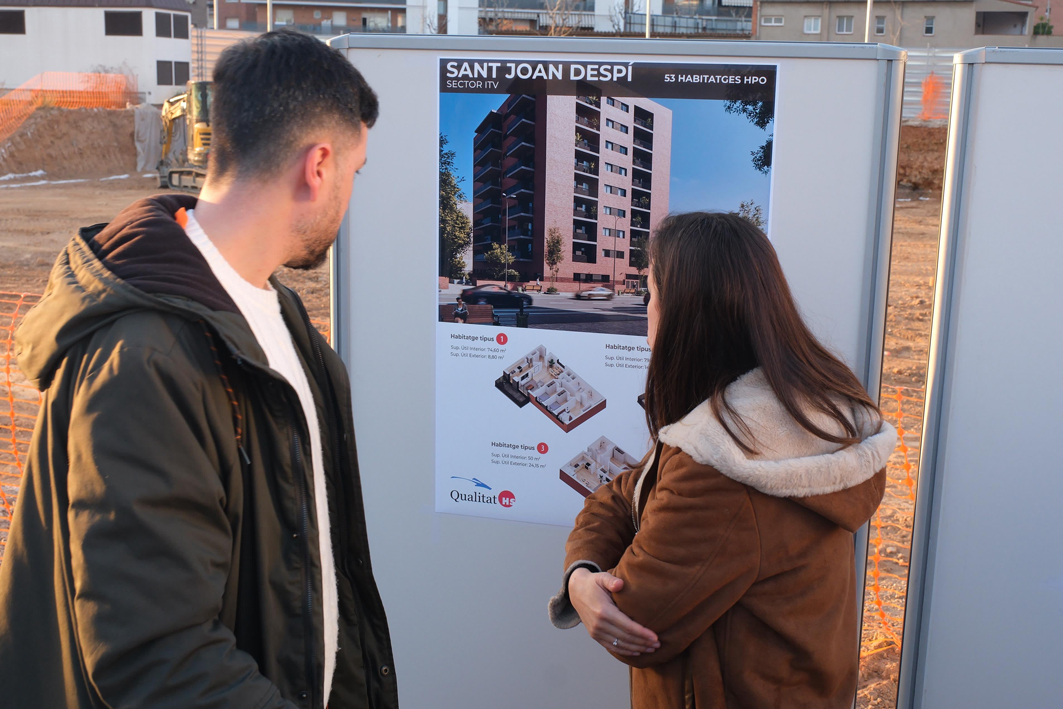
[449,479,515,509]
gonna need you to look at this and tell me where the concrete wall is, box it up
[0,7,192,103]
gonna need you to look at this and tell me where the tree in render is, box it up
[545,227,565,288]
[484,243,519,282]
[629,235,649,289]
[439,133,472,280]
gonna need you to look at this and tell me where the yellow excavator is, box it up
[157,81,212,191]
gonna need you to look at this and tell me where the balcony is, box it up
[633,156,652,171]
[573,207,597,221]
[634,116,653,131]
[573,228,597,242]
[473,163,500,182]
[505,114,535,136]
[576,95,601,109]
[509,94,534,113]
[475,214,502,228]
[505,138,535,158]
[508,180,534,196]
[574,160,598,176]
[574,138,599,153]
[474,144,502,165]
[505,160,534,178]
[632,195,651,210]
[573,184,597,198]
[508,225,534,238]
[475,198,502,213]
[633,137,653,151]
[575,115,600,132]
[508,202,535,218]
[572,253,592,263]
[630,215,647,230]
[631,176,651,190]
[474,180,500,198]
[474,126,502,150]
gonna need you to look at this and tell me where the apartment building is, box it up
[215,0,405,33]
[755,0,1060,47]
[471,91,671,289]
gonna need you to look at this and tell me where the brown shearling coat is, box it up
[549,369,896,708]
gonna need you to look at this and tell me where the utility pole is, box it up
[502,192,510,288]
[267,0,273,31]
[612,213,619,294]
[645,0,651,38]
[865,0,874,42]
[212,0,218,30]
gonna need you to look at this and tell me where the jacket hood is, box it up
[658,368,896,531]
[15,195,264,390]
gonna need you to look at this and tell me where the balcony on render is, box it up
[573,181,598,199]
[505,138,535,158]
[505,113,535,136]
[473,143,502,165]
[574,136,599,154]
[473,180,500,198]
[475,214,503,228]
[574,159,598,176]
[576,95,601,109]
[575,114,600,132]
[633,155,652,171]
[634,115,653,131]
[505,160,534,178]
[475,198,502,214]
[632,177,651,190]
[508,202,535,219]
[633,136,653,151]
[572,243,597,263]
[573,206,597,221]
[507,180,534,197]
[632,194,651,210]
[573,222,597,242]
[630,214,647,230]
[507,224,534,238]
[632,167,652,185]
[474,125,503,151]
[508,94,535,114]
[473,162,500,182]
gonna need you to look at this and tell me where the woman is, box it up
[548,212,896,708]
[452,295,469,324]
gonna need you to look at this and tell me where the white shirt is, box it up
[183,209,338,704]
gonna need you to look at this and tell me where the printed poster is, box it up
[436,58,777,526]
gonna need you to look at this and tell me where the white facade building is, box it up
[0,1,193,104]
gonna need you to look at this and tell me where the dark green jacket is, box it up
[0,195,398,709]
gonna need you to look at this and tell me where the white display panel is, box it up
[900,48,1063,709]
[332,36,903,709]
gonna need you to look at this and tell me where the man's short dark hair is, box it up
[210,29,379,181]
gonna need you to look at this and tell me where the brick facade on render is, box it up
[471,91,671,288]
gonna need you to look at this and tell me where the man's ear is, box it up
[302,143,332,202]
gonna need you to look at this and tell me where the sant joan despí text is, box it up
[445,61,633,89]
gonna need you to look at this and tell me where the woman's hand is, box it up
[568,568,660,657]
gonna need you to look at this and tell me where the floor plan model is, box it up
[495,345,606,432]
[560,436,641,497]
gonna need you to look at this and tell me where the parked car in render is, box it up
[574,286,615,301]
[460,285,533,308]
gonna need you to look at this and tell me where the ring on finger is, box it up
[612,638,619,647]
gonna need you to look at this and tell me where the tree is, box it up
[724,99,774,175]
[734,199,764,228]
[439,134,472,280]
[629,235,649,288]
[545,227,566,285]
[541,0,577,36]
[484,243,519,281]
[1034,15,1053,35]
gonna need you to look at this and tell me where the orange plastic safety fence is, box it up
[919,72,949,122]
[0,72,139,147]
[0,293,330,567]
[860,383,922,661]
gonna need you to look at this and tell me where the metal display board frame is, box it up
[898,47,1063,709]
[330,35,905,709]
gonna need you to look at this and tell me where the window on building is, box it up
[363,10,391,30]
[105,11,143,36]
[174,61,190,86]
[157,60,174,86]
[604,163,627,176]
[606,119,629,133]
[275,9,294,25]
[333,11,348,26]
[603,228,613,237]
[836,16,854,34]
[976,11,1028,34]
[603,206,627,217]
[0,9,26,34]
[226,17,240,29]
[617,230,625,238]
[604,141,628,155]
[761,16,783,26]
[803,16,821,34]
[875,15,886,35]
[607,97,629,112]
[156,12,171,37]
[173,13,188,38]
[604,185,627,197]
[924,16,935,35]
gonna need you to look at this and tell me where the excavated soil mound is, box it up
[897,123,948,191]
[0,106,137,180]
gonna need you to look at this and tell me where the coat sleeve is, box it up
[608,449,760,668]
[64,341,296,709]
[548,465,640,629]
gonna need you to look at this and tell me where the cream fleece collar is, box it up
[657,368,897,498]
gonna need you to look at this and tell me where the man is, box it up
[0,31,397,709]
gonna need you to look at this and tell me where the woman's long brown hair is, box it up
[644,212,879,454]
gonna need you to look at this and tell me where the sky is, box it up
[439,92,774,220]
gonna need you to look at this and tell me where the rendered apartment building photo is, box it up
[471,90,672,290]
